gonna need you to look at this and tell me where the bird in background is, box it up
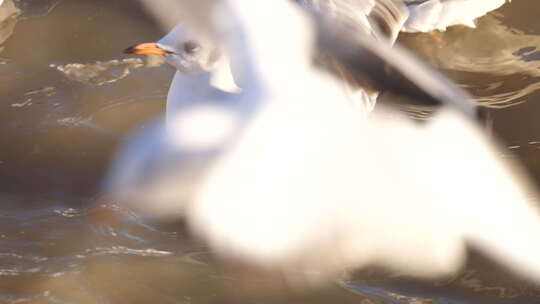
[108,0,540,287]
[124,0,409,117]
[125,0,510,118]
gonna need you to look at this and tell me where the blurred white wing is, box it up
[112,0,540,286]
[189,96,540,282]
[191,0,540,283]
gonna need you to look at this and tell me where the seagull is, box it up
[123,0,410,116]
[108,0,540,286]
[124,0,504,118]
[124,24,239,123]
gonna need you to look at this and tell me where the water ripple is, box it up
[401,14,540,109]
[76,246,173,258]
[49,57,164,86]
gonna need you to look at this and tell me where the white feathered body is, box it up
[188,0,540,282]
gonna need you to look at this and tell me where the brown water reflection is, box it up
[0,0,170,196]
[2,0,540,303]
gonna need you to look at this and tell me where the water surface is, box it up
[2,0,540,303]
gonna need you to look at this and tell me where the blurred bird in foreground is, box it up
[108,0,540,288]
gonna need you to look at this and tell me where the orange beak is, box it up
[124,42,167,55]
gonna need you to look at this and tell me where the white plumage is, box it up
[110,0,540,286]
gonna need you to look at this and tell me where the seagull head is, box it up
[124,23,221,74]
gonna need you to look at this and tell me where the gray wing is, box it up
[296,0,409,43]
[313,12,478,117]
[295,0,477,116]
[295,0,410,112]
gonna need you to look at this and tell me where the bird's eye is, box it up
[183,41,201,54]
